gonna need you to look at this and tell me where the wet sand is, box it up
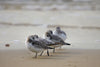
[0,49,100,67]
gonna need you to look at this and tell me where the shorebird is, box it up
[45,30,71,53]
[27,35,54,58]
[53,27,67,41]
[32,35,58,56]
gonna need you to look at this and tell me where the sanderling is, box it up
[53,27,67,41]
[27,35,54,58]
[45,30,71,53]
[32,35,58,56]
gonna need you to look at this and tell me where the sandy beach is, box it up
[0,49,100,67]
[0,26,100,67]
[0,10,100,67]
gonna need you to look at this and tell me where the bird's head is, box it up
[56,27,61,32]
[45,30,53,37]
[27,35,35,43]
[33,35,39,39]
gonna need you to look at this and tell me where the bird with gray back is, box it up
[45,30,71,53]
[32,35,58,56]
[27,35,54,58]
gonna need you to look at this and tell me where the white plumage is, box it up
[27,35,55,58]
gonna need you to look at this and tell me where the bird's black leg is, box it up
[47,49,49,56]
[40,51,44,56]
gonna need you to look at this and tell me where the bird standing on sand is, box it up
[31,35,58,56]
[45,30,71,53]
[27,35,54,58]
[53,27,67,41]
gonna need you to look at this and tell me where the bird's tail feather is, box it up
[64,43,71,45]
[47,43,59,46]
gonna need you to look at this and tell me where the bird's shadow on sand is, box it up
[30,50,81,60]
[54,51,81,55]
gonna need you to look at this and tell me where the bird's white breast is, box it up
[27,43,44,53]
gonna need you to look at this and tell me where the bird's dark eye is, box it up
[32,37,34,39]
[50,31,53,34]
[32,42,34,44]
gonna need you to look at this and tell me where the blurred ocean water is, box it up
[0,0,100,10]
[0,11,100,27]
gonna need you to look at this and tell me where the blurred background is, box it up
[0,0,100,49]
[0,0,100,10]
